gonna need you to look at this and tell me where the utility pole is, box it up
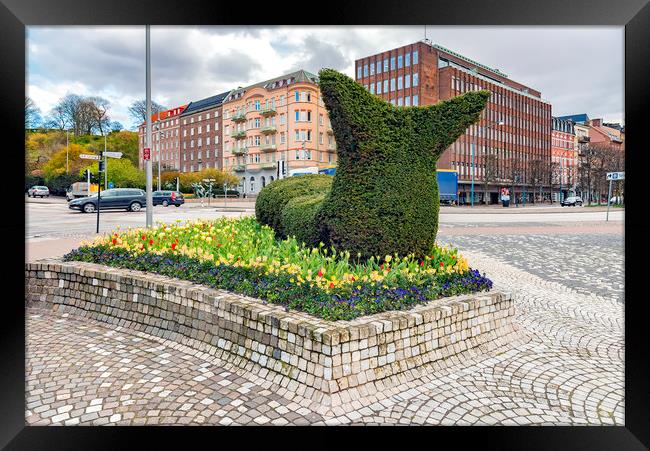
[104,133,108,190]
[145,25,153,228]
[66,129,70,174]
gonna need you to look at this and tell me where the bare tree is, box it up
[529,159,547,203]
[87,96,111,135]
[128,100,166,124]
[25,97,41,129]
[482,153,498,204]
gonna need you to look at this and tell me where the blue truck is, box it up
[436,170,458,205]
[318,167,458,204]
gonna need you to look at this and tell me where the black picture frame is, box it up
[3,0,648,448]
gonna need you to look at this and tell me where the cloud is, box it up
[27,26,624,130]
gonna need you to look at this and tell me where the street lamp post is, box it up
[145,25,153,228]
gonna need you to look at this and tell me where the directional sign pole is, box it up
[145,25,153,228]
[96,164,102,234]
[606,178,613,222]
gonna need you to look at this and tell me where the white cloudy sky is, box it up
[27,26,624,130]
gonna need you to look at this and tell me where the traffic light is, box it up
[98,160,105,172]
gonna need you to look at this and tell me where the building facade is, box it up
[355,40,552,204]
[221,69,337,195]
[138,105,187,171]
[551,116,577,202]
[178,92,231,173]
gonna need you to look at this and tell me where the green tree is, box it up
[106,131,139,166]
[79,158,145,189]
[42,143,94,181]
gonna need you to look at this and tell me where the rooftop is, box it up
[224,69,319,102]
[181,91,232,116]
[427,41,509,79]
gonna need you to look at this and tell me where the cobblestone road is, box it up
[437,233,625,303]
[26,232,624,425]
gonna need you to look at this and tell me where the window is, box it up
[390,56,396,70]
[191,139,194,148]
[254,136,260,146]
[383,79,388,93]
[280,114,286,125]
[198,126,202,134]
[370,83,375,94]
[413,95,419,106]
[413,73,419,86]
[191,128,194,136]
[405,74,410,88]
[376,61,382,74]
[413,51,418,64]
[363,64,368,77]
[398,55,403,68]
[405,52,410,66]
[295,110,300,121]
[206,113,210,119]
[183,130,187,137]
[370,63,375,76]
[357,66,362,79]
[280,132,286,143]
[254,118,260,128]
[405,96,410,106]
[295,91,300,102]
[390,78,396,92]
[206,137,210,145]
[398,76,403,90]
[376,81,382,94]
[319,133,324,144]
[206,124,210,132]
[295,130,300,141]
[383,58,388,72]
[397,97,403,106]
[319,114,324,125]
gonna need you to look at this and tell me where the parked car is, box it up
[68,188,146,213]
[609,196,623,204]
[153,190,184,207]
[561,196,583,207]
[66,182,99,201]
[27,186,50,198]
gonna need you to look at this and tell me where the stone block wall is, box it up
[26,260,518,407]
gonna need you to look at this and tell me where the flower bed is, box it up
[63,217,492,321]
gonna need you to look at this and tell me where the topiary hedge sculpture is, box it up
[256,69,489,258]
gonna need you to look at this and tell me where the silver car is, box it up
[28,186,50,198]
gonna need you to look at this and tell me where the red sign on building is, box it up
[143,148,151,160]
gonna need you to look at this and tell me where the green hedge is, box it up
[255,174,332,238]
[280,192,328,246]
[315,68,489,259]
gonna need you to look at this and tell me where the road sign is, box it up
[103,151,123,159]
[80,154,101,160]
[108,182,114,189]
[606,172,625,181]
[143,148,151,160]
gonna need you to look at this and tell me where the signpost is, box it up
[143,148,151,161]
[606,172,624,221]
[79,154,101,160]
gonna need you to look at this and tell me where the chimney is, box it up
[591,118,602,127]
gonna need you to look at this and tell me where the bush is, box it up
[255,174,332,238]
[315,69,489,259]
[281,192,327,246]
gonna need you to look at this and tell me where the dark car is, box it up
[68,188,146,213]
[560,196,583,207]
[153,190,184,207]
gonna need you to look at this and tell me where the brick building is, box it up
[551,116,577,202]
[178,91,231,172]
[355,40,552,204]
[138,105,187,170]
[221,69,337,196]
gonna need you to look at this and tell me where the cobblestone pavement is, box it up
[25,240,624,426]
[437,233,624,303]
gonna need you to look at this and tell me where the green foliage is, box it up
[42,143,93,181]
[79,158,145,189]
[314,69,489,259]
[255,174,332,238]
[280,192,328,246]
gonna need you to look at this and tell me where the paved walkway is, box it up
[25,246,623,425]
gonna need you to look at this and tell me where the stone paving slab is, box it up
[25,246,624,425]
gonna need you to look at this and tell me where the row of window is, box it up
[224,131,335,150]
[224,90,323,119]
[182,136,220,149]
[358,50,420,78]
[363,73,420,95]
[182,111,218,126]
[183,149,217,161]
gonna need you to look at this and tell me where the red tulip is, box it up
[112,238,117,245]
[171,243,177,250]
[317,269,323,277]
[149,239,154,245]
[440,262,444,267]
[141,235,146,241]
[329,282,335,289]
[420,261,425,267]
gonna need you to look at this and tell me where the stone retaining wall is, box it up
[25,260,519,407]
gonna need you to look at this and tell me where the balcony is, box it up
[231,112,246,123]
[326,127,334,135]
[232,164,246,172]
[577,135,590,143]
[261,126,277,134]
[232,130,247,139]
[261,162,276,170]
[260,144,277,152]
[260,107,276,117]
[327,144,337,151]
[232,147,248,155]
